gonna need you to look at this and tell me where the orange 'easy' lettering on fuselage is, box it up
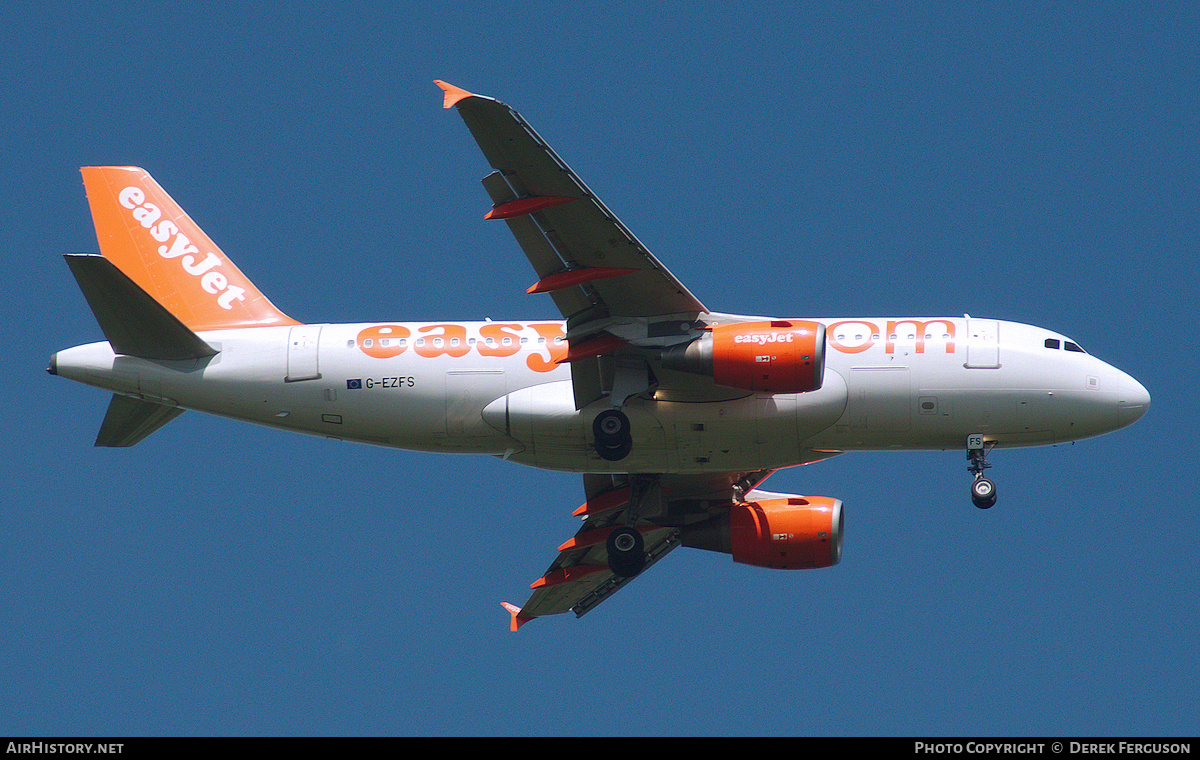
[355,323,568,372]
[826,320,957,355]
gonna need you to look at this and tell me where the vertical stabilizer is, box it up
[80,167,298,332]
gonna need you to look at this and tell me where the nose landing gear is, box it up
[967,434,998,509]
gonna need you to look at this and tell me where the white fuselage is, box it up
[52,315,1150,474]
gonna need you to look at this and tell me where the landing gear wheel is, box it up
[971,477,997,509]
[593,409,632,462]
[606,525,646,578]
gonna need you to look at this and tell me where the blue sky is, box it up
[4,2,1196,735]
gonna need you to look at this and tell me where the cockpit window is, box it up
[1046,333,1094,352]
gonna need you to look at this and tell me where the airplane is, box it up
[49,80,1150,630]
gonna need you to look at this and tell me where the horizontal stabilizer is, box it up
[65,254,217,361]
[95,394,185,447]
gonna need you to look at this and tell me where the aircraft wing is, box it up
[503,469,776,630]
[436,81,708,327]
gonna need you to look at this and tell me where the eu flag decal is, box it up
[346,379,362,389]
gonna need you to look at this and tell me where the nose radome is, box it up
[1117,371,1151,423]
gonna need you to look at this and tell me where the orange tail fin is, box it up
[80,167,298,331]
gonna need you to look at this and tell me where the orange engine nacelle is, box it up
[661,320,826,394]
[680,496,843,570]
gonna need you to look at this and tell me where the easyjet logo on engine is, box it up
[734,332,798,346]
[118,186,246,310]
